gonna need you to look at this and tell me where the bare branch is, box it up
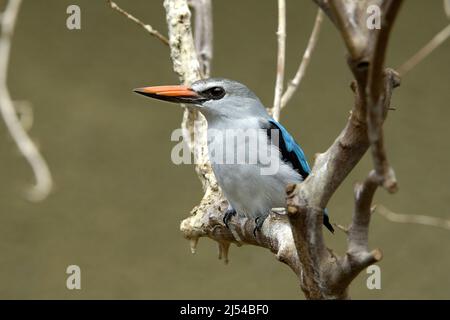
[269,1,401,298]
[444,0,450,18]
[313,1,403,196]
[397,24,450,76]
[0,0,52,201]
[271,0,286,121]
[312,0,334,23]
[283,171,383,299]
[327,0,368,59]
[375,205,450,231]
[302,69,400,210]
[180,200,303,282]
[333,171,383,290]
[281,9,323,109]
[334,223,349,234]
[163,0,216,198]
[348,171,378,253]
[164,0,404,300]
[366,0,403,193]
[181,168,388,300]
[189,0,213,77]
[106,0,169,45]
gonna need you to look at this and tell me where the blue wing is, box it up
[268,119,311,180]
[267,119,334,233]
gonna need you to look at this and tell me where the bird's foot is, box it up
[223,207,237,229]
[253,215,267,237]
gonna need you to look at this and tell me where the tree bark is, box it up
[165,0,403,299]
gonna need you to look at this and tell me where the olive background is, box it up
[0,0,449,299]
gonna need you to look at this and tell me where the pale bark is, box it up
[397,23,450,76]
[106,0,169,45]
[281,9,323,109]
[271,0,286,121]
[177,0,402,299]
[0,0,53,201]
[104,0,448,300]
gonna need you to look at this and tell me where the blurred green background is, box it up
[0,0,449,299]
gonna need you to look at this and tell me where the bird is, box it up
[134,78,334,235]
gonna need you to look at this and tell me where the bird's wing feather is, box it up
[265,119,334,233]
[266,119,311,180]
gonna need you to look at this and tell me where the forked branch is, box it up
[119,0,412,299]
[176,0,403,299]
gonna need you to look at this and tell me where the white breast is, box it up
[207,118,302,219]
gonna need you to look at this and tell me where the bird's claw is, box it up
[223,207,237,229]
[253,216,267,237]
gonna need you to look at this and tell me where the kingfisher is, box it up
[134,78,334,235]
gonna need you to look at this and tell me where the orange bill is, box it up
[134,85,197,97]
[134,85,205,104]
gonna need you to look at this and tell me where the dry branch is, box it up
[163,0,217,196]
[375,205,450,231]
[281,9,323,109]
[271,0,287,121]
[106,0,169,45]
[366,0,402,193]
[0,0,52,201]
[107,0,446,299]
[172,0,404,299]
[397,24,450,76]
[189,0,213,76]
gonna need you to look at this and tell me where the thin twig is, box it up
[281,9,323,109]
[397,24,450,76]
[106,0,169,45]
[375,205,450,231]
[271,0,286,121]
[333,223,349,234]
[446,0,450,18]
[189,0,213,77]
[0,0,52,201]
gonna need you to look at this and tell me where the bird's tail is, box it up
[323,208,334,233]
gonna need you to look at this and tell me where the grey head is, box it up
[134,78,270,121]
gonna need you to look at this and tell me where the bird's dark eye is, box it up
[203,86,225,100]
